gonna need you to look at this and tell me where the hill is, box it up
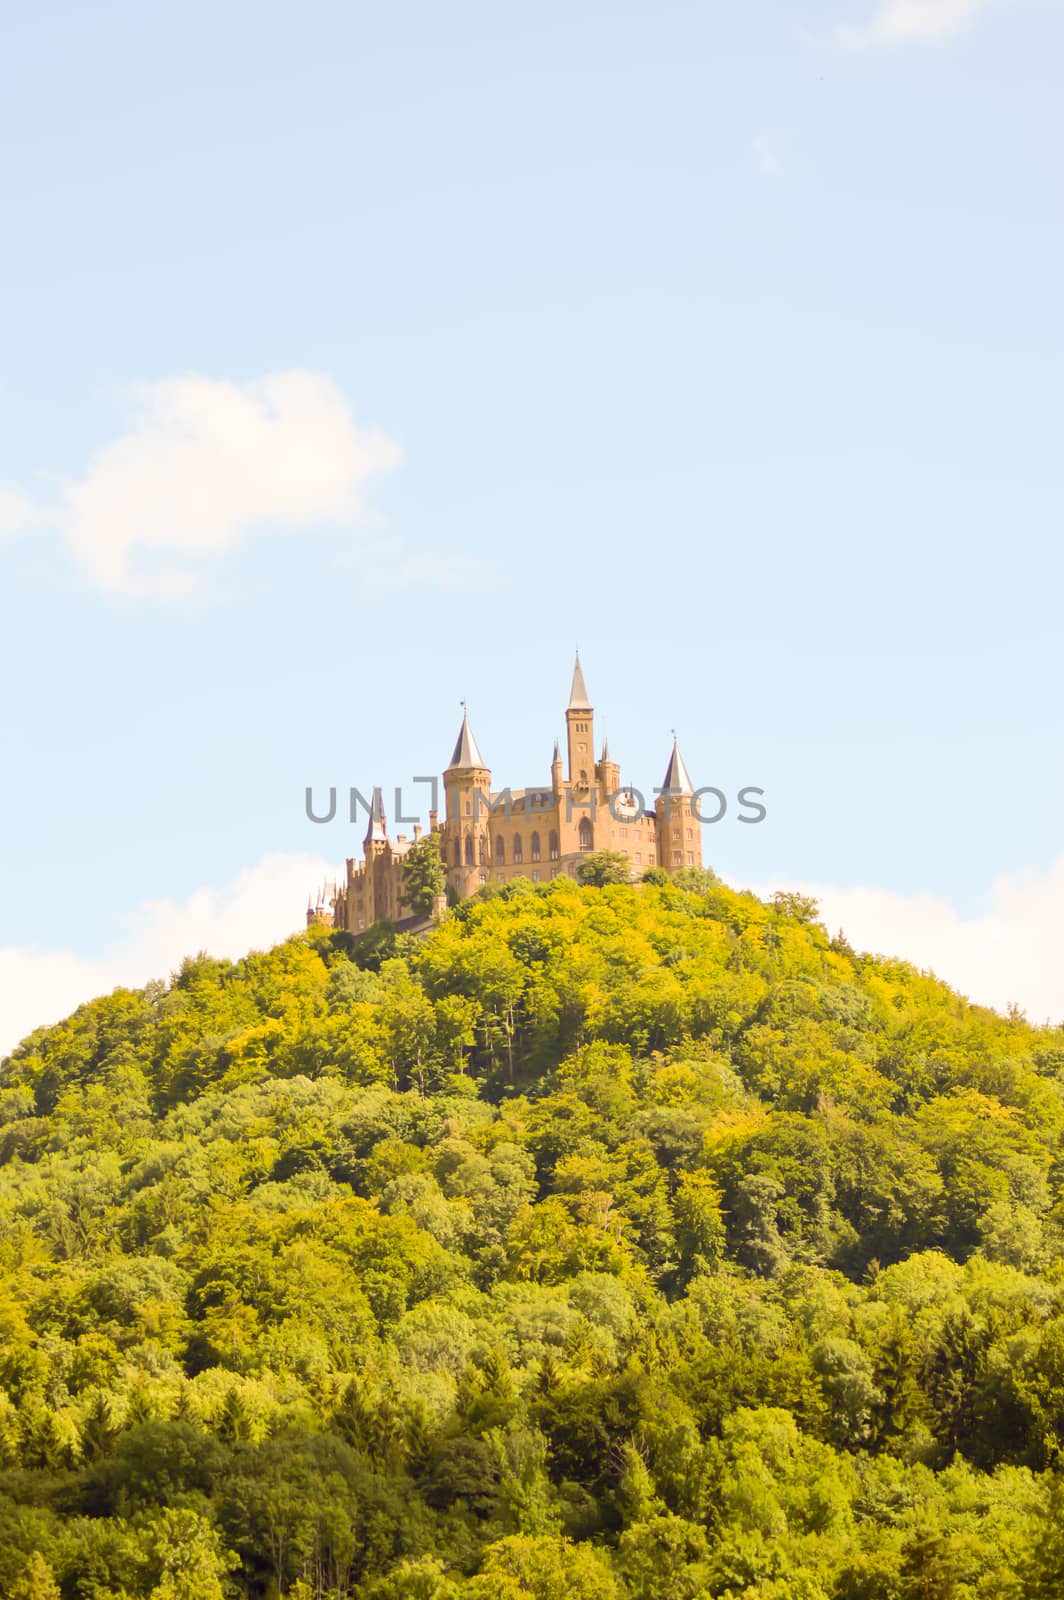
[1,873,1064,1598]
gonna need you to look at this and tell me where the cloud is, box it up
[0,851,337,1059]
[753,135,785,180]
[837,0,999,50]
[2,372,406,597]
[755,856,1064,1024]
[66,372,402,596]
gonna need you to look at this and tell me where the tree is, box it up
[402,833,447,918]
[576,852,632,887]
[8,1554,61,1600]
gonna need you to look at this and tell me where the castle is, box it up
[307,654,702,933]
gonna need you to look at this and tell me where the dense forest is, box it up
[2,871,1064,1598]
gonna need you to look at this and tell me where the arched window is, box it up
[530,832,541,862]
[479,837,488,866]
[464,836,474,866]
[454,838,462,867]
[513,834,523,863]
[549,830,559,860]
[579,817,593,852]
[495,835,505,865]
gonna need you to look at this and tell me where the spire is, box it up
[552,737,561,764]
[448,709,486,770]
[661,736,694,796]
[364,786,388,845]
[567,650,591,710]
[601,736,610,762]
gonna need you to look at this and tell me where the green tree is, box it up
[402,833,448,918]
[576,853,632,887]
[8,1553,61,1600]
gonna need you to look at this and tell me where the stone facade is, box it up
[308,654,702,933]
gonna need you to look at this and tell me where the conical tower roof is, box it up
[567,651,591,710]
[364,786,388,844]
[448,710,486,770]
[661,737,694,796]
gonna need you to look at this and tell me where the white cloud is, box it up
[756,856,1064,1024]
[837,0,998,50]
[64,372,402,596]
[0,851,337,1059]
[753,134,785,180]
[1,372,408,597]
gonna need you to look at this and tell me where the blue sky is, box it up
[1,0,1061,1048]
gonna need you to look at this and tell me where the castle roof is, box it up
[567,651,591,710]
[447,710,486,771]
[661,737,694,796]
[364,786,388,844]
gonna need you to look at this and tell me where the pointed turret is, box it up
[551,737,563,794]
[601,737,610,762]
[447,710,486,772]
[568,650,591,710]
[661,737,694,796]
[565,653,594,783]
[364,786,388,846]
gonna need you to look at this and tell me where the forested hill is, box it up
[3,874,1064,1600]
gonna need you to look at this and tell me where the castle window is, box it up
[454,839,462,867]
[578,817,593,852]
[649,852,656,863]
[495,835,505,865]
[479,872,487,885]
[549,830,559,860]
[634,852,641,865]
[531,832,541,862]
[513,834,523,863]
[686,828,693,841]
[687,852,694,865]
[532,870,541,883]
[673,850,682,865]
[465,836,474,866]
[479,837,488,866]
[550,868,559,879]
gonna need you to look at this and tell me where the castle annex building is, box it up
[308,655,702,933]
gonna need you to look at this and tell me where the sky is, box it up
[1,0,1061,1053]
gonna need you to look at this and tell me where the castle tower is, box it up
[444,709,492,893]
[565,652,595,788]
[551,738,563,796]
[596,735,620,802]
[363,787,392,922]
[655,737,702,872]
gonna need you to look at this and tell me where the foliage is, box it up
[1,876,1063,1596]
[402,835,448,919]
[576,853,633,888]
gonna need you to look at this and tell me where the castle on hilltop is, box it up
[307,654,702,933]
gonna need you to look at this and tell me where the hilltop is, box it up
[2,874,1064,1598]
